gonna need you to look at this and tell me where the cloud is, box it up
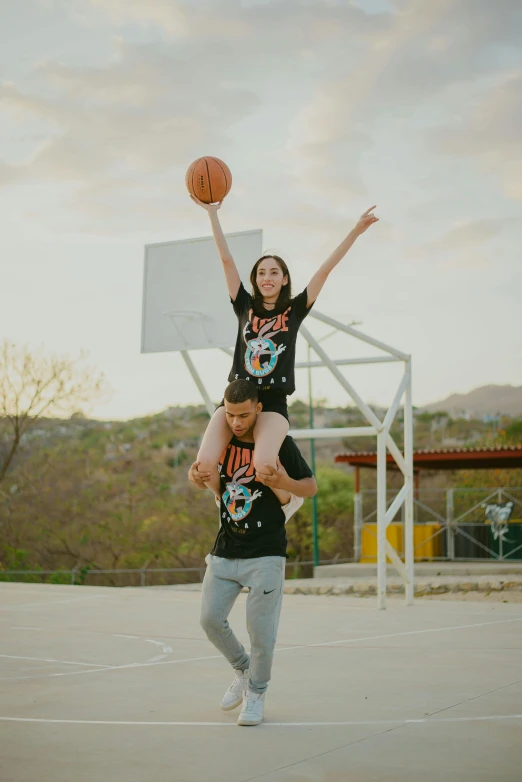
[0,0,391,231]
[3,41,258,171]
[3,0,522,236]
[285,0,522,198]
[403,217,515,269]
[85,0,190,37]
[419,218,513,253]
[427,71,522,199]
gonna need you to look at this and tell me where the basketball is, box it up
[186,157,232,204]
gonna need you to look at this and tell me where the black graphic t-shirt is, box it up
[227,283,314,394]
[210,435,313,559]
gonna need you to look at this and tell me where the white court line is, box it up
[144,638,174,663]
[0,653,223,682]
[276,615,522,654]
[0,655,112,668]
[113,634,140,639]
[3,615,522,683]
[1,714,521,727]
[145,640,173,654]
[0,595,108,612]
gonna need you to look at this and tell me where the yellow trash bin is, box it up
[361,523,402,563]
[361,522,442,562]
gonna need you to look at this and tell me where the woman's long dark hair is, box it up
[250,254,292,312]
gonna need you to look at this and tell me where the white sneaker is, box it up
[220,669,248,711]
[282,493,304,523]
[237,689,265,726]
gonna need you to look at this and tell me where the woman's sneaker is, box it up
[237,690,265,726]
[220,669,248,711]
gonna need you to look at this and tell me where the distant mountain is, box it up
[422,385,522,417]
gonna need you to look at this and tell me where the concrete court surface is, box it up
[1,582,521,782]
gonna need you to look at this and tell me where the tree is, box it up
[0,340,106,483]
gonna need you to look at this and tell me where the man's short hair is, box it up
[224,379,259,405]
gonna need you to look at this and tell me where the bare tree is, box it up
[0,340,106,483]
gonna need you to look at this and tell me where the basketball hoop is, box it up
[163,310,215,348]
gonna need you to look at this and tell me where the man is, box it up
[188,379,317,727]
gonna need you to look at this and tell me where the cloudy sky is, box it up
[1,0,521,421]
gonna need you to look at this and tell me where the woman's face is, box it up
[255,257,288,302]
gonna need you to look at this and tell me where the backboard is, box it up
[141,229,263,353]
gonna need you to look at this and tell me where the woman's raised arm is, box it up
[305,205,379,308]
[190,195,241,300]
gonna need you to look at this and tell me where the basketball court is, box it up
[1,581,521,781]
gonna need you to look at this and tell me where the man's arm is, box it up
[188,461,221,497]
[257,460,317,498]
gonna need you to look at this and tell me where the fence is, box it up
[355,486,522,562]
[0,557,355,587]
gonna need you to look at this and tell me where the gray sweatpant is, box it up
[200,554,286,695]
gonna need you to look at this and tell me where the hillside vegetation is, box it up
[1,402,521,584]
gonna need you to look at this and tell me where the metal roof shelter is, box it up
[335,446,522,563]
[336,446,522,472]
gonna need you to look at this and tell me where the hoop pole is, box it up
[404,359,414,605]
[307,343,320,567]
[295,356,401,369]
[309,310,409,360]
[180,351,215,417]
[300,325,382,430]
[383,371,409,431]
[386,433,407,476]
[289,426,376,440]
[377,429,387,609]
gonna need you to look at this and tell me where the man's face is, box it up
[224,398,262,438]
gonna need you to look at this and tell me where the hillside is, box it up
[422,385,522,418]
[1,402,520,584]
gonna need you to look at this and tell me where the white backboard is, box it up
[141,230,262,353]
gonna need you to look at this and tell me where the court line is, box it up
[0,653,224,682]
[0,654,113,668]
[276,615,522,653]
[1,714,521,727]
[2,615,521,683]
[0,595,108,612]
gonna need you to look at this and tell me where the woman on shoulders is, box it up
[190,194,378,486]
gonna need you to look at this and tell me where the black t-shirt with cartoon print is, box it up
[210,435,313,559]
[228,283,313,395]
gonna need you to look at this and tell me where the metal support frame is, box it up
[181,351,215,417]
[180,309,414,609]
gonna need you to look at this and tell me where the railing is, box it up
[0,557,355,587]
[355,486,522,562]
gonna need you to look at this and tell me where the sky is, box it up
[1,0,521,421]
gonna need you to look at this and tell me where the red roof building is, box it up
[335,446,522,492]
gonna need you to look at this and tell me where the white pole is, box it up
[386,433,407,476]
[404,359,414,605]
[377,429,387,610]
[446,488,455,560]
[295,356,401,369]
[180,351,215,417]
[384,483,409,527]
[354,492,363,562]
[300,325,382,431]
[310,311,409,360]
[290,426,376,440]
[383,372,409,431]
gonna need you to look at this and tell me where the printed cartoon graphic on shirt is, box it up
[243,313,288,378]
[219,444,263,524]
[222,464,262,522]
